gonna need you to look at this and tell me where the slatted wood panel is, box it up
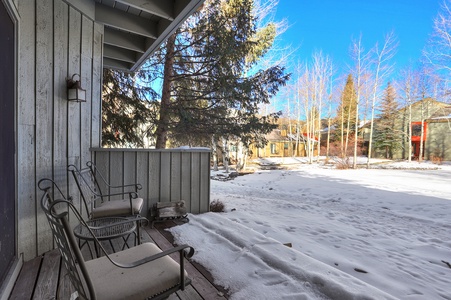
[53,0,69,206]
[17,0,38,263]
[92,148,211,218]
[16,0,102,261]
[35,0,54,256]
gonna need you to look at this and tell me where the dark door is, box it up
[0,1,16,284]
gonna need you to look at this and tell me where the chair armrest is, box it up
[95,191,139,200]
[104,243,194,290]
[108,183,142,192]
[110,244,195,269]
[86,161,142,192]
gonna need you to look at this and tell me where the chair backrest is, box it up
[68,163,104,218]
[68,161,142,219]
[38,178,96,300]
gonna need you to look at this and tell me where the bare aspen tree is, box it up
[325,65,335,161]
[222,136,230,173]
[294,62,307,159]
[284,85,298,157]
[397,67,418,163]
[312,52,332,162]
[294,66,303,157]
[295,53,333,163]
[212,135,219,171]
[350,36,371,168]
[366,32,397,168]
[301,64,315,163]
[424,0,451,79]
[416,67,435,162]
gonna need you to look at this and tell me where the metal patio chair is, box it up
[38,178,194,300]
[68,161,145,244]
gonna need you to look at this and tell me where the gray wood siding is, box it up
[16,0,102,260]
[92,148,211,218]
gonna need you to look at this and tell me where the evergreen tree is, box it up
[373,82,401,158]
[101,0,289,149]
[101,69,158,147]
[335,74,357,155]
[152,0,289,148]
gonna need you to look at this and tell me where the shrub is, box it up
[210,200,225,212]
[335,156,352,169]
[431,155,443,165]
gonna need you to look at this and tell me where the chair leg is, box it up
[136,220,141,245]
[108,239,116,253]
[121,234,133,250]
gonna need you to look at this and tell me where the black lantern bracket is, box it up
[67,74,86,102]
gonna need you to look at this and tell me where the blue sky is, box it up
[274,0,442,75]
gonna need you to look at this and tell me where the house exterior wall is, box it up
[14,0,103,260]
[425,121,451,160]
[249,141,306,158]
[373,99,449,160]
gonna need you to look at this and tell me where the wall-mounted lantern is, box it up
[66,74,86,102]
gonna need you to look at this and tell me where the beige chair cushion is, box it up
[91,197,143,218]
[85,243,187,300]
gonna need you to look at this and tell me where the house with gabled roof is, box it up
[249,128,318,158]
[370,98,451,161]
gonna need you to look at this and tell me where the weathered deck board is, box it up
[9,255,42,300]
[10,223,227,300]
[32,249,60,300]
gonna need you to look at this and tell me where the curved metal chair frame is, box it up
[68,161,142,217]
[68,161,145,244]
[38,178,194,300]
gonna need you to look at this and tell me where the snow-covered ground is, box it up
[170,158,451,300]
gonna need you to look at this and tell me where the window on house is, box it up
[412,124,422,137]
[284,143,289,149]
[270,143,277,154]
[412,122,428,138]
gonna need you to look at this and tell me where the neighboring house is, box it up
[370,98,451,160]
[0,0,206,297]
[249,129,318,158]
[424,106,451,160]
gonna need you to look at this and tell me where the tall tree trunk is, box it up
[326,116,331,160]
[212,135,219,171]
[419,99,428,162]
[408,101,413,162]
[222,136,230,173]
[155,33,176,149]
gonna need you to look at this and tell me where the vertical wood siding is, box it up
[16,0,101,260]
[17,0,37,263]
[92,149,211,218]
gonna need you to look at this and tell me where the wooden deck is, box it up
[8,221,228,300]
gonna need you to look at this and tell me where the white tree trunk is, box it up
[212,135,218,171]
[366,32,397,168]
[222,136,230,173]
[236,141,244,171]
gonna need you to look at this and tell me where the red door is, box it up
[0,1,16,284]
